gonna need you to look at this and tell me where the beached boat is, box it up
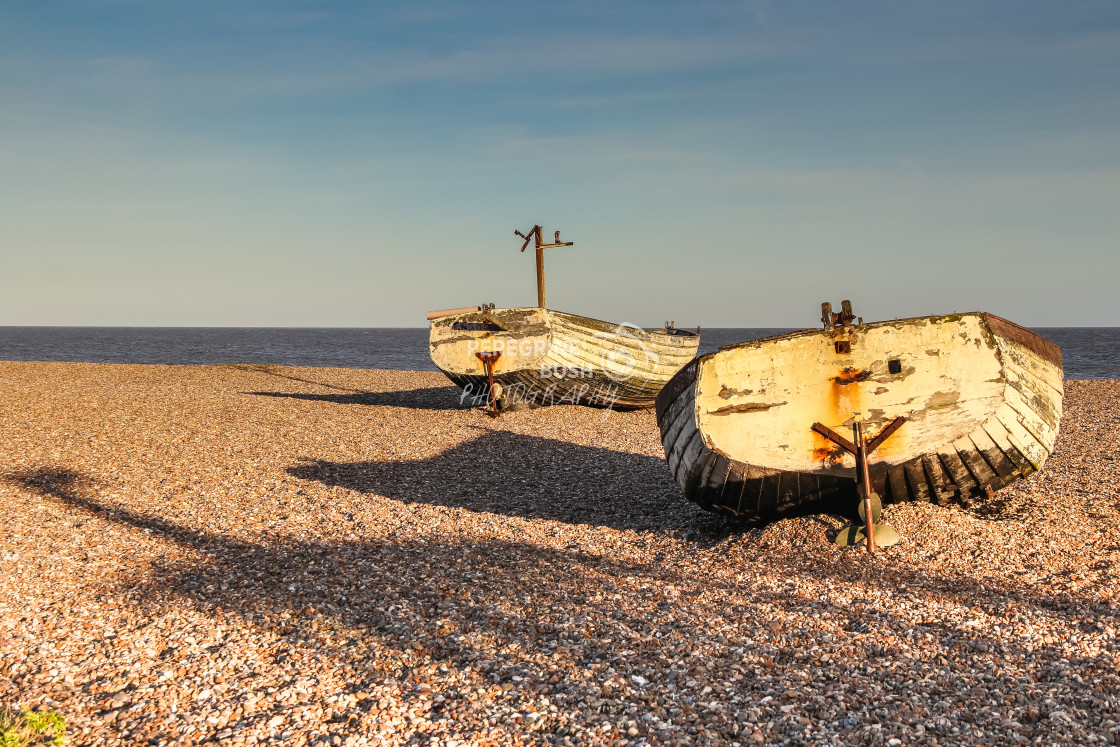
[430,307,699,410]
[655,303,1063,523]
[428,226,699,411]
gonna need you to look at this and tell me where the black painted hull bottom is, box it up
[685,451,1032,524]
[442,370,660,410]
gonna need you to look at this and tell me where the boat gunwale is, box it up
[429,307,699,343]
[981,312,1063,367]
[705,311,1055,354]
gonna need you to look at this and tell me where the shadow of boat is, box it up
[247,386,470,412]
[286,430,726,533]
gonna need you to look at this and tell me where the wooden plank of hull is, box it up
[990,409,1039,472]
[757,472,781,515]
[953,435,1000,490]
[712,467,865,520]
[656,311,1063,522]
[887,464,908,503]
[674,437,1019,520]
[994,403,1050,470]
[718,464,752,516]
[936,446,978,496]
[431,307,699,409]
[659,390,697,454]
[542,319,696,406]
[968,429,1019,486]
[547,314,698,373]
[535,308,703,406]
[547,318,699,373]
[1000,342,1064,408]
[985,421,1034,479]
[686,451,721,500]
[657,373,700,492]
[712,461,748,515]
[669,427,702,478]
[545,341,680,396]
[921,453,957,504]
[984,313,1064,409]
[1000,382,1060,456]
[776,471,806,514]
[903,459,933,502]
[704,464,796,519]
[656,358,701,422]
[704,455,733,499]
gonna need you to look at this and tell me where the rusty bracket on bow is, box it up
[821,300,864,331]
[811,417,906,459]
[475,351,502,417]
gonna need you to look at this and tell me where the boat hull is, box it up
[430,308,700,410]
[655,313,1063,521]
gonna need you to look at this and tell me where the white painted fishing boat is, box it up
[430,307,699,410]
[429,226,700,411]
[655,302,1063,524]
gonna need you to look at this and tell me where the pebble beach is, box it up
[1,361,1118,746]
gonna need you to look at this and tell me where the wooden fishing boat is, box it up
[429,226,700,411]
[430,307,699,410]
[655,302,1063,524]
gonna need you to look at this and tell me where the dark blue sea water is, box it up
[0,326,1115,379]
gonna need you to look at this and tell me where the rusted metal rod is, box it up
[475,352,501,417]
[854,422,877,553]
[865,416,907,453]
[535,243,546,309]
[814,417,907,553]
[811,422,857,454]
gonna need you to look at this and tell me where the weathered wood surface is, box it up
[654,312,1063,521]
[429,307,700,410]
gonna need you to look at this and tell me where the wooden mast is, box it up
[515,225,573,308]
[535,242,546,309]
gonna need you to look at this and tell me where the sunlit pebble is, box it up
[1,363,1118,745]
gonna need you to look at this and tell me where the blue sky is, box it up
[2,1,1118,326]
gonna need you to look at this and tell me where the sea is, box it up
[0,326,1116,380]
